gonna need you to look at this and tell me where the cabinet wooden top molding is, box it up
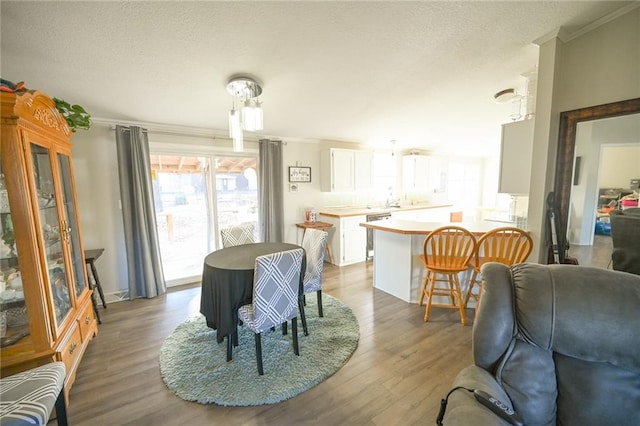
[1,90,72,140]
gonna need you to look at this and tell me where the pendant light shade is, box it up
[226,76,264,151]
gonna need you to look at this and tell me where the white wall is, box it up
[599,145,640,188]
[528,6,640,261]
[72,124,127,300]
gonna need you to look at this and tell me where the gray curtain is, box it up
[259,139,284,242]
[115,125,166,298]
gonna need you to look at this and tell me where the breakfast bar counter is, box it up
[359,219,511,303]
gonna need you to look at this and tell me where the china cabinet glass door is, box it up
[0,165,29,348]
[30,144,73,329]
[56,153,86,298]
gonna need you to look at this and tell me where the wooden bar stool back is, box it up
[419,226,476,325]
[463,227,533,319]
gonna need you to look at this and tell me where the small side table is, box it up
[84,248,107,324]
[295,221,334,264]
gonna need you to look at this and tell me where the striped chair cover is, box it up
[238,248,304,375]
[220,224,256,248]
[301,228,328,318]
[0,361,68,426]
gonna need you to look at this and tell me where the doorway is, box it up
[150,154,258,286]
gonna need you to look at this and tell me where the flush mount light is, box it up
[493,88,520,104]
[226,76,264,152]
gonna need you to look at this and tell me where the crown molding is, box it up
[533,3,640,46]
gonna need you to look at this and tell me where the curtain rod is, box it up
[114,126,147,134]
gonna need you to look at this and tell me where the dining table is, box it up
[199,242,305,351]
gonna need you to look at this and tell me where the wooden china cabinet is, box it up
[0,89,97,399]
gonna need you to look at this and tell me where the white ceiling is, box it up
[1,1,634,157]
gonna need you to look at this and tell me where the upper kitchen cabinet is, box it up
[0,90,97,399]
[402,154,446,198]
[498,119,534,194]
[320,148,373,192]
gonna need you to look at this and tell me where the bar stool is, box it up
[0,361,68,426]
[84,248,107,324]
[295,221,334,264]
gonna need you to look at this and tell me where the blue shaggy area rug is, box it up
[159,294,359,406]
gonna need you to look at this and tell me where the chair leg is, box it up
[255,333,264,375]
[317,290,323,317]
[282,321,288,335]
[54,386,68,426]
[464,269,480,308]
[292,317,299,356]
[452,275,466,326]
[226,334,233,362]
[424,273,436,321]
[299,296,309,336]
[447,276,456,305]
[419,270,431,306]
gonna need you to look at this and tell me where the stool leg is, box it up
[85,267,102,324]
[89,260,107,308]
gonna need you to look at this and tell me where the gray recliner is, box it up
[609,209,640,275]
[442,263,640,426]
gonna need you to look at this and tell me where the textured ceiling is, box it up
[1,1,634,157]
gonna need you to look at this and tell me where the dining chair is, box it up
[463,226,533,319]
[300,228,328,335]
[220,223,255,248]
[419,226,476,325]
[0,361,68,426]
[237,248,304,375]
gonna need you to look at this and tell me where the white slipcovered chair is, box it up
[220,223,255,248]
[237,248,304,375]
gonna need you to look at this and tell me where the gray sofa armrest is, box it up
[442,365,514,426]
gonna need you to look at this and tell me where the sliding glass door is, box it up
[150,153,258,286]
[214,156,259,245]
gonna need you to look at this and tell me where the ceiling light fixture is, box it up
[493,88,519,104]
[226,76,263,152]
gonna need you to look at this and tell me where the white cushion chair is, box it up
[237,248,304,375]
[300,228,328,335]
[0,361,68,426]
[220,224,256,248]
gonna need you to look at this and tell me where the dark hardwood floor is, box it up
[62,261,474,426]
[567,234,613,269]
[59,238,611,426]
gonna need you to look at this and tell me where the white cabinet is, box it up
[402,155,447,198]
[403,155,429,194]
[354,150,373,189]
[341,216,367,265]
[320,148,373,192]
[319,215,367,266]
[499,119,534,194]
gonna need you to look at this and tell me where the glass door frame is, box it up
[149,142,259,287]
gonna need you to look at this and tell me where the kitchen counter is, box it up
[360,218,507,236]
[319,204,453,218]
[362,219,513,304]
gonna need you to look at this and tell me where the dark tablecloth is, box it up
[199,242,304,343]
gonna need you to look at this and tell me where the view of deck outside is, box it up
[150,155,258,284]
